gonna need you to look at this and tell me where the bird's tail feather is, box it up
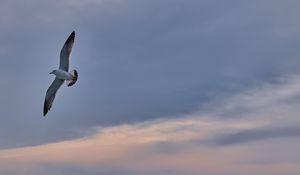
[66,69,78,87]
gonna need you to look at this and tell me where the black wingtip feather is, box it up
[43,100,48,116]
[43,97,51,117]
[66,31,75,43]
[70,31,75,38]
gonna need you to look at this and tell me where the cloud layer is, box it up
[2,73,300,174]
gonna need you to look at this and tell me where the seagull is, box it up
[43,31,78,116]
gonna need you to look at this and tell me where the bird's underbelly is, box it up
[55,70,73,80]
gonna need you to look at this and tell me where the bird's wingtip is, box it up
[68,31,75,41]
[43,101,48,116]
[63,31,75,45]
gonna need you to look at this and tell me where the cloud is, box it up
[0,117,251,175]
[2,72,300,174]
[211,126,300,146]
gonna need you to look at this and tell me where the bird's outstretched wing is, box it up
[44,78,64,116]
[59,31,75,71]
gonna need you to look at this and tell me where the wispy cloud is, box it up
[0,118,252,175]
[211,126,300,146]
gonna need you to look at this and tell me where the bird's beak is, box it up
[49,72,52,74]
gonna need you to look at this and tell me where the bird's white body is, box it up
[50,69,73,81]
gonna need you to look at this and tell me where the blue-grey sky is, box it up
[2,0,300,174]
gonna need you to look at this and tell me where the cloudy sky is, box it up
[1,0,300,174]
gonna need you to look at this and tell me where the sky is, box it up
[1,0,300,174]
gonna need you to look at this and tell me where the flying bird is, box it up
[43,31,78,116]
